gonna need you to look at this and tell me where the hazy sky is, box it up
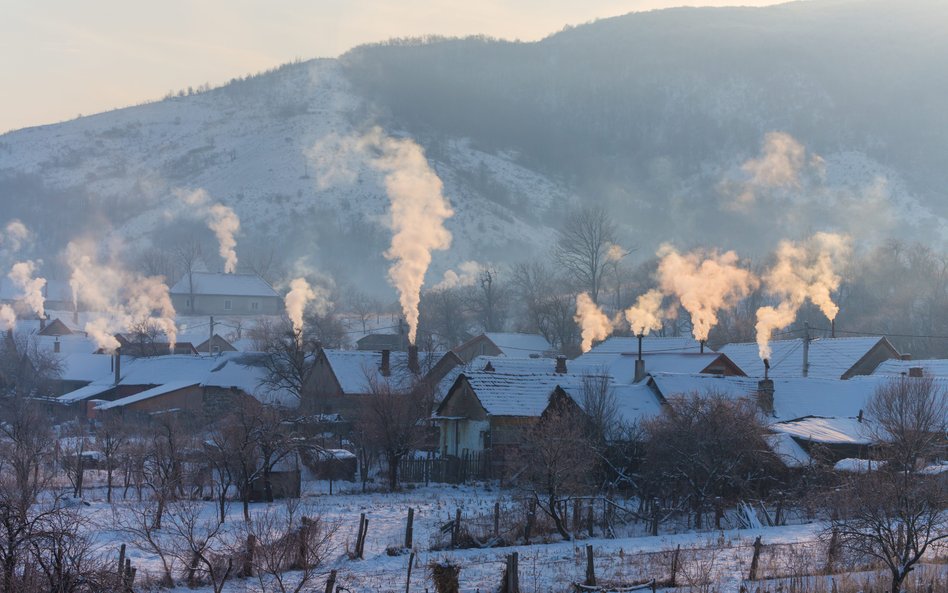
[2,0,786,133]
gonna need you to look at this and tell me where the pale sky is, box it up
[2,0,786,133]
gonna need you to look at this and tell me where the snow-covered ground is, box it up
[61,473,942,593]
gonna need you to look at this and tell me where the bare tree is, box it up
[553,206,620,304]
[516,394,594,540]
[824,376,948,593]
[164,499,236,593]
[357,375,432,491]
[174,237,204,314]
[642,393,779,529]
[243,500,339,593]
[467,265,508,333]
[0,332,62,398]
[579,372,619,443]
[255,320,320,412]
[95,412,127,504]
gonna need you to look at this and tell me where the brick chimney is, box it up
[380,349,391,376]
[555,355,567,374]
[757,378,775,415]
[113,349,122,385]
[909,367,924,378]
[53,338,60,354]
[408,345,420,375]
[39,316,46,332]
[634,359,647,383]
[900,354,912,361]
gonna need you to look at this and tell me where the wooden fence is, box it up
[400,452,492,484]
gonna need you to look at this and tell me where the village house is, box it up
[169,272,281,316]
[308,346,463,415]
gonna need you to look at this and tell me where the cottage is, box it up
[170,272,280,316]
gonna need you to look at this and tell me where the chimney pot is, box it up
[900,354,912,361]
[555,355,567,374]
[39,316,46,332]
[113,349,122,385]
[408,345,420,375]
[380,349,391,376]
[53,338,60,354]
[757,378,775,415]
[483,361,495,372]
[908,367,923,378]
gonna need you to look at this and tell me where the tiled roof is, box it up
[872,358,948,377]
[772,416,874,445]
[482,332,553,357]
[588,336,708,355]
[322,349,444,394]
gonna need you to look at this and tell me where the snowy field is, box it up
[62,475,947,593]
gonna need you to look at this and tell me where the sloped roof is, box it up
[561,381,662,425]
[719,337,896,379]
[321,349,445,394]
[95,381,199,411]
[773,416,874,445]
[461,371,575,417]
[765,432,812,468]
[482,333,553,357]
[588,336,708,355]
[647,372,903,423]
[576,351,742,382]
[872,358,948,377]
[170,272,278,298]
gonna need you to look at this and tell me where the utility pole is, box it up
[209,316,215,354]
[802,321,810,377]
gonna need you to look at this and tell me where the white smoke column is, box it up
[575,292,614,352]
[368,129,453,344]
[284,277,331,344]
[8,261,46,318]
[605,243,626,263]
[624,289,665,336]
[207,203,240,273]
[308,128,453,343]
[657,244,759,342]
[754,232,851,359]
[0,304,15,332]
[85,317,121,353]
[433,261,484,291]
[123,277,178,350]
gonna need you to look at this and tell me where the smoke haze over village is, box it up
[0,2,946,592]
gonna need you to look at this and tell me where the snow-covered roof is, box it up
[95,381,199,411]
[482,332,553,357]
[765,432,812,468]
[58,382,116,403]
[647,373,910,423]
[576,351,740,381]
[321,349,445,394]
[772,416,874,445]
[170,272,278,298]
[561,381,662,426]
[719,337,895,379]
[461,371,573,417]
[588,336,708,355]
[872,358,948,377]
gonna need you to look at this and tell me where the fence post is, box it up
[503,552,520,593]
[670,544,681,587]
[405,507,414,549]
[587,502,594,537]
[117,544,126,581]
[494,501,500,539]
[749,535,763,581]
[242,533,256,577]
[524,501,536,545]
[451,508,462,548]
[584,544,596,587]
[405,551,416,593]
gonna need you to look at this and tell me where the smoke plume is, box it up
[65,240,177,353]
[309,128,454,343]
[605,243,626,263]
[175,189,241,273]
[754,232,851,359]
[8,261,46,318]
[624,289,665,336]
[284,277,331,343]
[575,292,614,352]
[433,261,484,291]
[657,244,759,342]
[0,304,15,332]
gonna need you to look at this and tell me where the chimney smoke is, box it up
[574,292,613,352]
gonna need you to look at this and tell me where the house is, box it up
[57,352,297,420]
[169,272,281,316]
[0,279,74,315]
[452,332,554,363]
[576,351,746,381]
[871,358,948,377]
[719,336,901,379]
[195,333,238,354]
[309,347,463,415]
[113,334,199,357]
[433,355,663,465]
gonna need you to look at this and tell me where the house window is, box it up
[185,298,191,308]
[250,301,259,311]
[224,299,232,311]
[212,345,221,354]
